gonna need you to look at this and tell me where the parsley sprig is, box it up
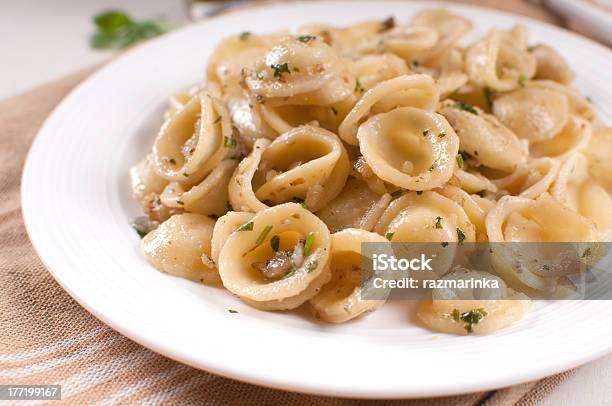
[90,10,175,50]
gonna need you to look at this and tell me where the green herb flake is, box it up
[355,78,364,93]
[451,101,478,115]
[307,260,319,272]
[435,216,443,229]
[581,248,592,258]
[283,265,298,279]
[518,74,527,86]
[422,129,430,137]
[255,225,273,246]
[224,136,238,148]
[239,31,252,40]
[456,228,466,244]
[297,34,316,43]
[236,221,254,232]
[228,309,239,313]
[438,132,446,138]
[385,232,395,241]
[303,232,315,256]
[459,308,487,333]
[270,235,280,252]
[176,200,185,206]
[456,153,464,169]
[451,308,461,322]
[441,241,449,248]
[271,62,291,78]
[428,164,435,172]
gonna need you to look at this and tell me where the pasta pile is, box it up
[130,9,612,334]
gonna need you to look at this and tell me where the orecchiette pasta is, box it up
[358,107,459,190]
[310,228,390,323]
[131,10,609,335]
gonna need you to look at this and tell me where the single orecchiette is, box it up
[230,126,349,212]
[531,44,575,85]
[357,107,459,190]
[153,92,235,184]
[410,9,473,65]
[464,29,536,92]
[492,86,569,142]
[317,178,391,233]
[418,298,530,335]
[339,74,439,145]
[142,213,220,284]
[440,100,528,172]
[217,203,332,310]
[310,228,390,323]
[492,157,561,199]
[245,36,355,106]
[486,193,596,242]
[530,115,592,160]
[159,159,238,218]
[551,153,612,238]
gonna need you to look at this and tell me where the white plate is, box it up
[22,0,612,399]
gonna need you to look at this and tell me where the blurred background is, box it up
[1,0,610,100]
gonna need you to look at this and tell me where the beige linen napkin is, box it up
[0,0,587,403]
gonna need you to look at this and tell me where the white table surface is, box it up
[2,1,611,404]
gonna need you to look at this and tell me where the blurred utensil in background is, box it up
[534,0,612,45]
[187,0,255,20]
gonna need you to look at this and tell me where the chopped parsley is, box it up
[255,225,273,246]
[518,73,527,86]
[270,235,280,252]
[453,308,488,333]
[456,228,466,244]
[176,200,185,206]
[297,34,316,43]
[438,132,446,138]
[428,164,435,172]
[441,241,449,248]
[435,216,443,229]
[292,197,309,210]
[283,265,298,279]
[236,221,254,232]
[228,309,239,313]
[303,232,315,256]
[581,248,592,258]
[355,78,364,93]
[90,10,174,50]
[451,101,478,115]
[224,136,238,148]
[239,31,252,40]
[271,62,291,78]
[307,260,319,272]
[456,153,464,169]
[385,232,395,241]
